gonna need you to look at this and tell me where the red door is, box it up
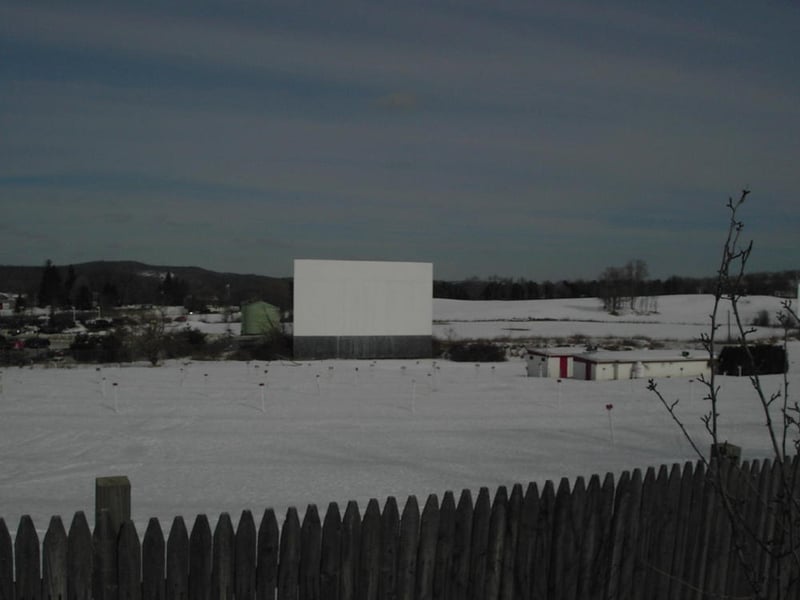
[560,356,569,378]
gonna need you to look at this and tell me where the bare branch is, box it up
[648,379,709,464]
[648,189,800,596]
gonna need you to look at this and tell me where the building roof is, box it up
[573,349,710,364]
[242,300,278,309]
[526,346,585,358]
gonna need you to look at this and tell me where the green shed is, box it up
[240,301,281,336]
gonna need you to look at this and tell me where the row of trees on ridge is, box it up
[434,267,797,303]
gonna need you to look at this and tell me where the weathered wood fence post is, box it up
[95,476,131,535]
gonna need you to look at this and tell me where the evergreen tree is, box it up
[74,285,93,310]
[159,273,189,305]
[63,265,77,305]
[37,260,63,308]
[14,294,26,313]
[100,282,120,309]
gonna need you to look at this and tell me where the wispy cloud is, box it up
[1,1,798,279]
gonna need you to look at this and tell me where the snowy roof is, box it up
[526,346,710,364]
[526,346,586,357]
[574,349,710,364]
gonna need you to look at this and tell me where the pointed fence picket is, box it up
[397,496,419,600]
[255,510,278,600]
[450,489,473,599]
[165,517,188,600]
[319,504,340,600]
[416,494,439,600]
[234,511,255,600]
[299,504,320,600]
[432,492,453,600]
[1,457,798,600]
[142,519,165,600]
[358,499,380,600]
[467,488,489,600]
[339,502,359,600]
[378,497,398,600]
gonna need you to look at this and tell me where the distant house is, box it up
[525,348,578,378]
[526,348,712,381]
[0,292,15,316]
[573,349,711,381]
[240,301,281,336]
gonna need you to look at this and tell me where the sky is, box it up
[1,1,799,281]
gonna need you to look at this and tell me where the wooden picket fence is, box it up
[2,457,799,600]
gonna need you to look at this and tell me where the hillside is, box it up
[0,261,292,309]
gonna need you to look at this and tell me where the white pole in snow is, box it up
[411,378,417,414]
[113,382,119,413]
[606,403,614,445]
[315,374,320,395]
[260,382,266,413]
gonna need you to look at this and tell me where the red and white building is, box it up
[526,348,712,381]
[525,347,578,379]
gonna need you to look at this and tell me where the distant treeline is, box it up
[433,270,800,301]
[3,261,797,311]
[0,261,292,312]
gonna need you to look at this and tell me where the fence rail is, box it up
[1,457,798,600]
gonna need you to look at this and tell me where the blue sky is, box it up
[1,1,798,281]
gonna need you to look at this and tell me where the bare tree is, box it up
[135,308,167,366]
[598,259,649,314]
[598,266,625,313]
[649,190,800,599]
[624,259,649,310]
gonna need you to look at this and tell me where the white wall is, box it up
[593,362,631,381]
[639,360,710,380]
[573,360,589,380]
[591,359,710,381]
[293,259,433,337]
[526,354,574,378]
[526,354,549,377]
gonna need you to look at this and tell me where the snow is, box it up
[0,294,796,535]
[434,294,787,342]
[167,311,241,336]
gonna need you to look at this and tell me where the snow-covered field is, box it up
[434,294,789,343]
[0,294,796,534]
